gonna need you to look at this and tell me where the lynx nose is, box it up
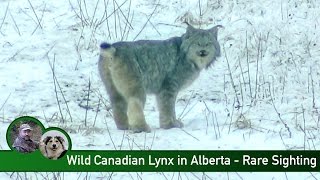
[198,50,208,57]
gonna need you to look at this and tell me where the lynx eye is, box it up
[206,41,213,46]
[197,41,213,47]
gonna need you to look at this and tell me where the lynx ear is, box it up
[186,24,197,34]
[209,25,223,39]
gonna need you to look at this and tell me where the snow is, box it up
[1,0,320,179]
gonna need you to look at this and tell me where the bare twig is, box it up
[93,99,101,127]
[235,172,244,180]
[7,48,25,62]
[309,172,318,180]
[149,131,156,150]
[245,31,253,100]
[180,129,200,141]
[105,118,117,150]
[49,54,65,123]
[0,93,11,112]
[9,11,21,36]
[0,2,10,34]
[133,1,159,40]
[89,0,100,27]
[179,101,198,121]
[48,54,73,123]
[112,0,118,38]
[120,0,134,40]
[97,0,129,27]
[279,130,289,149]
[84,78,91,127]
[228,98,236,134]
[82,0,90,24]
[223,45,240,109]
[114,0,133,30]
[68,0,81,22]
[309,67,316,108]
[269,83,292,138]
[31,3,46,35]
[27,0,43,29]
[119,130,126,150]
[254,34,262,103]
[203,101,220,139]
[178,91,194,120]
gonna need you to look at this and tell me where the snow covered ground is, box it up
[0,0,320,179]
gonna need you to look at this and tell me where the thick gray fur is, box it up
[99,25,222,132]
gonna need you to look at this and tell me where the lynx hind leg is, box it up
[118,85,150,133]
[100,44,150,133]
[108,88,129,130]
[99,43,128,130]
[115,76,150,133]
[127,95,150,133]
[157,90,183,129]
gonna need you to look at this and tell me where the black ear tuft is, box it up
[44,136,52,145]
[186,24,197,34]
[100,42,112,49]
[209,25,224,39]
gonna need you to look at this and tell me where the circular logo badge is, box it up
[6,116,71,160]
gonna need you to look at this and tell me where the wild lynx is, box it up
[99,25,222,132]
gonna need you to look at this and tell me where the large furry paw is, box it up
[115,121,129,130]
[129,124,151,133]
[116,124,129,130]
[160,120,183,129]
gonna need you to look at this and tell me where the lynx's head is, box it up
[181,25,222,70]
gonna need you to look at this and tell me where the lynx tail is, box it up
[100,42,116,59]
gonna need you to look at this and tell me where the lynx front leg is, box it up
[157,90,183,129]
